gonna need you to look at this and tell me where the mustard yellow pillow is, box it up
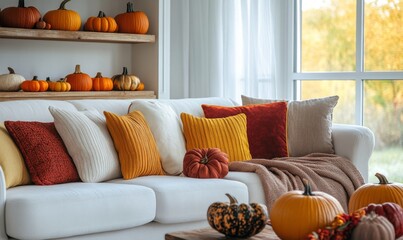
[0,122,31,188]
[180,113,252,162]
[104,111,165,179]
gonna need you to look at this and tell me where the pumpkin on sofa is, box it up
[0,0,40,29]
[0,67,25,92]
[112,67,140,91]
[84,11,118,33]
[207,193,268,238]
[365,202,403,238]
[349,172,403,213]
[115,2,149,34]
[351,212,395,240]
[65,65,92,91]
[270,179,344,240]
[43,0,81,31]
[183,148,229,179]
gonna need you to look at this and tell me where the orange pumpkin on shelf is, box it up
[48,78,71,92]
[43,0,81,31]
[92,72,113,91]
[115,2,149,34]
[84,11,118,33]
[21,76,48,92]
[35,18,51,30]
[0,0,40,29]
[65,65,92,91]
[136,82,145,91]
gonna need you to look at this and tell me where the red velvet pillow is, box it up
[202,102,288,159]
[5,121,80,185]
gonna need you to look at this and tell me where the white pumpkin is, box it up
[0,67,25,92]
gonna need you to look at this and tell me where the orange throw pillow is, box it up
[104,111,165,179]
[202,102,288,159]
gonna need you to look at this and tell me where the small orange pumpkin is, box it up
[48,78,71,92]
[43,0,81,31]
[349,173,403,213]
[183,148,229,179]
[21,76,48,92]
[136,82,145,91]
[0,0,40,29]
[84,11,118,33]
[35,18,51,30]
[115,2,149,34]
[270,179,344,240]
[65,65,92,91]
[92,72,113,91]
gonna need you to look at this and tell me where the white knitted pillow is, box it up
[49,106,121,182]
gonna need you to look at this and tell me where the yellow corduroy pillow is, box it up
[104,111,165,179]
[0,122,31,188]
[180,112,252,162]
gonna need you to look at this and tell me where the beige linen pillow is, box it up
[242,95,339,157]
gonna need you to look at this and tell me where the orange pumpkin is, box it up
[92,72,113,91]
[21,76,48,92]
[349,172,403,213]
[270,179,344,240]
[43,0,81,31]
[0,0,40,29]
[48,78,71,92]
[84,11,118,33]
[183,148,229,179]
[115,2,149,34]
[65,65,92,91]
[136,82,145,91]
[35,18,51,30]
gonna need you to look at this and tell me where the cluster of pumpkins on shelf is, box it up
[207,173,403,240]
[0,0,149,34]
[0,65,145,92]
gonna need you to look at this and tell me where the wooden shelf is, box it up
[0,27,155,44]
[0,91,156,101]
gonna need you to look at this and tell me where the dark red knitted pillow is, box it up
[5,121,80,185]
[202,102,288,159]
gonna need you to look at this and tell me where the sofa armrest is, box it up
[0,167,8,240]
[331,124,375,183]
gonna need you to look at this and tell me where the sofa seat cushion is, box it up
[6,183,156,240]
[109,176,248,224]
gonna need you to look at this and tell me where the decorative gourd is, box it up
[183,148,229,179]
[48,78,71,92]
[270,179,344,240]
[35,18,51,30]
[21,76,48,92]
[207,193,268,238]
[65,65,92,91]
[84,11,118,33]
[351,212,395,240]
[112,67,140,91]
[136,82,145,91]
[0,67,25,92]
[349,173,403,213]
[43,0,81,31]
[365,202,403,238]
[115,2,149,34]
[0,0,40,29]
[92,72,113,91]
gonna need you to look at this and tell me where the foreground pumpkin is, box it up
[43,0,81,31]
[0,0,40,29]
[207,193,268,238]
[365,202,403,238]
[183,148,229,179]
[351,212,395,240]
[112,67,140,91]
[115,2,149,34]
[84,11,118,33]
[0,67,25,92]
[270,179,344,240]
[65,65,92,91]
[92,72,113,91]
[349,173,403,213]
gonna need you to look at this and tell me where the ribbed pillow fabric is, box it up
[104,111,165,179]
[49,107,121,183]
[180,113,251,162]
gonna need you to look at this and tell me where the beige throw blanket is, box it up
[229,153,364,212]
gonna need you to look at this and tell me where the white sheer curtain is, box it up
[170,0,279,102]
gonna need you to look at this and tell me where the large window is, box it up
[293,0,403,182]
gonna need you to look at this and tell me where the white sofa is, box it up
[0,97,375,240]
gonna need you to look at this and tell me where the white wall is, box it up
[0,0,158,93]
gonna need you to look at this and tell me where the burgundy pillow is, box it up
[5,121,80,185]
[202,102,288,159]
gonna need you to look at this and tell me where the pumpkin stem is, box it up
[74,65,82,74]
[97,11,104,18]
[302,178,315,196]
[225,193,238,204]
[7,67,15,74]
[18,0,25,8]
[200,155,209,164]
[59,0,71,10]
[46,77,50,81]
[126,2,134,13]
[122,67,128,75]
[32,76,38,81]
[375,172,390,184]
[95,72,103,78]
